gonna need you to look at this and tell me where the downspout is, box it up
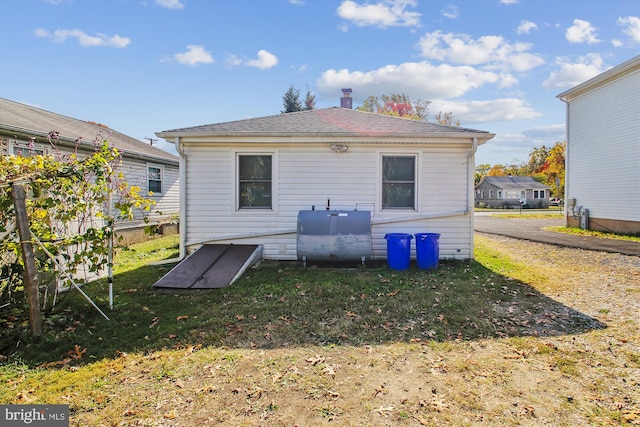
[175,136,187,260]
[468,137,478,257]
[558,96,570,223]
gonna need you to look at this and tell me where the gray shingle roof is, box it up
[482,176,550,189]
[158,107,493,138]
[0,98,178,164]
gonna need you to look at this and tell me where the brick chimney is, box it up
[340,88,352,109]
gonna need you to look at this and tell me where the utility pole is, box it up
[144,137,157,146]
[11,183,42,336]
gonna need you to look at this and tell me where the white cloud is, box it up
[224,53,243,67]
[566,19,600,44]
[517,20,537,35]
[441,5,458,20]
[500,0,519,4]
[171,45,214,66]
[34,28,131,48]
[521,124,565,139]
[617,16,640,43]
[337,0,420,29]
[317,61,500,100]
[417,31,544,72]
[430,98,541,123]
[542,54,608,89]
[155,0,185,9]
[245,50,278,69]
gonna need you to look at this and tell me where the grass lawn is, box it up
[1,233,637,426]
[0,235,600,366]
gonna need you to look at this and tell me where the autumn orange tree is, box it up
[533,142,565,196]
[357,93,431,121]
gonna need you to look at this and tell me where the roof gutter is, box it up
[1,125,178,165]
[156,130,495,141]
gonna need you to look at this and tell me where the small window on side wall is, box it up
[382,155,415,209]
[12,145,45,157]
[238,154,272,209]
[148,165,163,195]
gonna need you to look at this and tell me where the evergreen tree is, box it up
[281,85,303,113]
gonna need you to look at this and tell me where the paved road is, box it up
[474,214,640,257]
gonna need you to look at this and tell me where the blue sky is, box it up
[0,0,638,165]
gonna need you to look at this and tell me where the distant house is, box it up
[156,96,495,263]
[475,176,550,209]
[557,55,640,234]
[0,98,180,241]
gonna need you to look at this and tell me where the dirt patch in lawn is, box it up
[2,234,639,426]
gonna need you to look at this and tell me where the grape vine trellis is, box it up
[0,136,155,335]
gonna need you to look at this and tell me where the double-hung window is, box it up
[238,154,272,209]
[12,145,45,157]
[148,165,163,195]
[382,155,416,209]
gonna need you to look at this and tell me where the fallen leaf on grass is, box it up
[163,410,177,419]
[323,364,341,376]
[374,406,395,415]
[307,354,325,365]
[15,391,36,403]
[176,315,189,321]
[149,317,160,328]
[372,384,385,397]
[413,415,430,425]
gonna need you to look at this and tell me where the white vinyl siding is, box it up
[117,159,179,222]
[182,143,474,261]
[566,65,640,222]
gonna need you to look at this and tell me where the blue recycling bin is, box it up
[384,233,413,270]
[414,233,440,270]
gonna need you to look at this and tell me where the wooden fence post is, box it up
[11,182,42,336]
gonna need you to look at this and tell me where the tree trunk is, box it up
[11,183,42,336]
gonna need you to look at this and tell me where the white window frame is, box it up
[379,153,418,211]
[147,164,163,196]
[235,152,277,212]
[533,190,545,199]
[10,140,47,157]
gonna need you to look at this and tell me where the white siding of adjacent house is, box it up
[566,66,640,223]
[182,142,474,260]
[4,137,180,224]
[118,159,180,222]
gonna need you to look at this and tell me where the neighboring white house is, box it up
[156,102,494,262]
[475,176,550,209]
[0,98,180,239]
[557,55,640,234]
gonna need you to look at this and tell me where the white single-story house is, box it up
[156,100,494,263]
[475,176,550,209]
[557,55,640,234]
[0,98,180,240]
